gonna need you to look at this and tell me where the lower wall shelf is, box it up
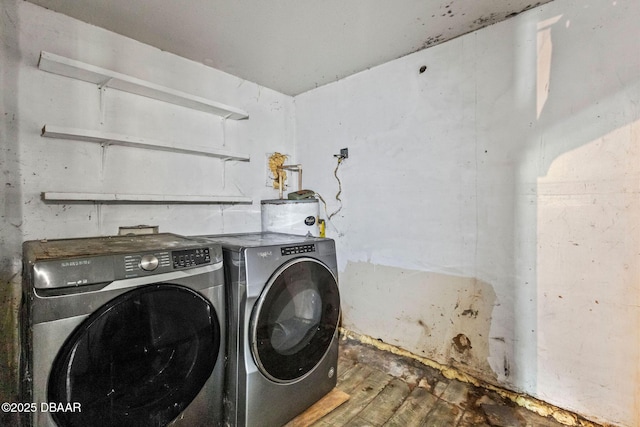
[42,192,252,204]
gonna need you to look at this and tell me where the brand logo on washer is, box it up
[257,251,272,258]
[60,259,91,268]
[304,216,316,226]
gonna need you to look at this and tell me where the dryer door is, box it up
[251,258,340,383]
[48,284,221,427]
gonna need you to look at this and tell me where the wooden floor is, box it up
[307,337,595,427]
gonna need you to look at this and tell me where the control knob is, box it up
[139,254,159,271]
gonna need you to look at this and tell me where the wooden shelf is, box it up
[42,125,251,161]
[42,192,252,204]
[38,51,249,120]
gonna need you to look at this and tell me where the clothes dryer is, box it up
[21,233,226,427]
[204,232,340,427]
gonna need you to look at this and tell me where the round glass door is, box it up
[251,258,340,383]
[48,284,220,427]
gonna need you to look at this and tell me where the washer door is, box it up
[48,284,220,427]
[251,258,340,383]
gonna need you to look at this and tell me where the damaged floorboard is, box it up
[310,337,599,427]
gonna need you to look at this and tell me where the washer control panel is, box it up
[172,248,211,268]
[122,247,211,276]
[27,235,223,290]
[281,244,316,256]
[124,252,171,274]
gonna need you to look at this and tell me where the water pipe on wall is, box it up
[277,164,303,199]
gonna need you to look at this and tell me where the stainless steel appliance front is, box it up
[21,233,226,427]
[204,232,340,427]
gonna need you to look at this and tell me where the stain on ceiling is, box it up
[25,0,552,96]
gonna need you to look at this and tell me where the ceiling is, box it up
[26,0,552,96]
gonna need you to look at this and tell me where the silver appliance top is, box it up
[24,233,213,261]
[260,199,318,205]
[23,233,222,290]
[200,232,329,251]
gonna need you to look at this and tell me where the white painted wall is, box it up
[0,0,293,401]
[295,0,640,426]
[2,0,639,425]
[10,1,294,238]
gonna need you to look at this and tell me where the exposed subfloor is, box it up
[311,336,598,427]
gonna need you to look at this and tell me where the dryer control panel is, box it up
[281,244,316,256]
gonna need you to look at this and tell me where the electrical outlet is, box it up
[335,148,349,160]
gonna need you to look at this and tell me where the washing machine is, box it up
[203,232,341,427]
[21,233,226,427]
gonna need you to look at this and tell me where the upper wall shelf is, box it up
[42,125,251,161]
[38,51,249,120]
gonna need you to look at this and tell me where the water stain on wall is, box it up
[1,0,24,407]
[340,261,500,385]
[452,333,472,353]
[0,280,20,404]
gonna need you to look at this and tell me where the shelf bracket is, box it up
[220,113,233,151]
[99,143,109,178]
[96,203,103,234]
[98,78,112,125]
[98,77,113,90]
